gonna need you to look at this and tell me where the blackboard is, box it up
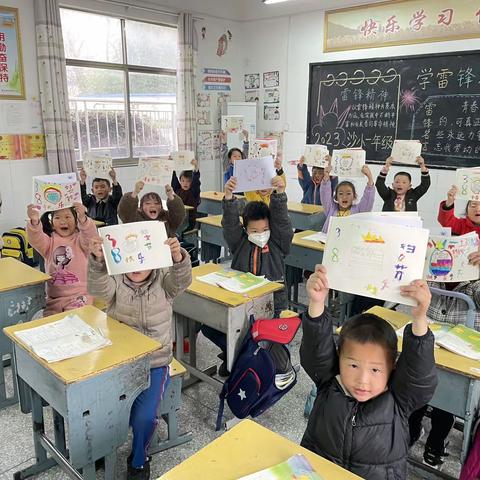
[307,51,480,169]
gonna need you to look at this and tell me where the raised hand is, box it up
[133,181,144,198]
[89,237,104,260]
[400,279,431,336]
[306,264,329,318]
[165,237,182,263]
[27,204,40,225]
[73,202,88,223]
[224,176,237,200]
[271,175,285,193]
[79,167,87,185]
[165,184,174,201]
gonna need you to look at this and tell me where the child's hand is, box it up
[89,237,104,260]
[272,175,285,193]
[323,164,332,180]
[298,155,305,166]
[274,153,282,170]
[109,168,117,184]
[306,264,329,318]
[416,156,428,172]
[446,185,457,207]
[27,204,40,225]
[324,154,332,165]
[165,184,174,201]
[468,250,480,266]
[400,279,431,336]
[385,157,393,169]
[191,158,198,171]
[242,129,249,141]
[362,165,374,185]
[133,181,144,198]
[224,177,237,200]
[79,167,87,185]
[165,237,182,263]
[73,202,87,223]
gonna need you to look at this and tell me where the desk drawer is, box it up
[0,285,46,326]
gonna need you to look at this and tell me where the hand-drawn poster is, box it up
[99,221,173,276]
[244,73,260,90]
[0,133,45,160]
[323,216,429,306]
[304,145,329,167]
[233,156,277,193]
[263,131,284,155]
[456,167,480,202]
[171,150,195,171]
[197,109,211,126]
[33,173,81,213]
[197,93,211,108]
[245,90,259,102]
[83,152,112,180]
[221,115,244,134]
[424,232,479,282]
[391,140,422,165]
[250,139,278,159]
[137,157,174,185]
[264,105,280,121]
[263,71,279,88]
[331,149,366,177]
[264,88,280,104]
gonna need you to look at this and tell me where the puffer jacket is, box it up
[87,249,192,368]
[300,311,437,480]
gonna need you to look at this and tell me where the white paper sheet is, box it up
[171,150,195,172]
[303,144,329,167]
[250,139,278,159]
[322,216,429,306]
[99,221,173,275]
[390,140,422,165]
[83,152,112,180]
[331,149,366,177]
[137,157,175,185]
[354,211,423,228]
[32,173,81,213]
[221,115,244,134]
[232,156,277,193]
[302,231,328,243]
[456,167,480,202]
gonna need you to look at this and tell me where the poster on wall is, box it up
[244,73,260,89]
[263,71,279,88]
[202,68,231,91]
[264,88,280,104]
[0,7,25,99]
[0,134,45,160]
[197,93,211,108]
[264,105,280,121]
[245,90,260,102]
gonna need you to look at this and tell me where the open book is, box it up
[196,269,270,294]
[238,454,322,479]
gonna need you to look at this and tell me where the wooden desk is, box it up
[368,306,480,468]
[287,201,325,231]
[159,419,362,480]
[4,305,160,479]
[0,258,49,409]
[198,191,245,216]
[173,264,283,387]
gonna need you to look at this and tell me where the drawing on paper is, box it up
[390,140,422,165]
[137,157,175,185]
[304,145,329,167]
[263,71,279,88]
[244,73,260,90]
[250,139,278,159]
[232,156,276,193]
[221,115,244,134]
[171,150,195,171]
[83,152,112,180]
[33,173,81,213]
[197,93,211,108]
[331,149,366,177]
[456,167,480,201]
[245,90,259,102]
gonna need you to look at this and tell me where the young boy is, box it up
[301,264,437,480]
[79,167,123,225]
[297,155,338,205]
[88,236,192,480]
[375,156,430,212]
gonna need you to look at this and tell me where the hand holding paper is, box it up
[165,237,182,263]
[399,280,430,335]
[390,140,422,165]
[232,156,276,193]
[33,173,82,213]
[306,264,329,318]
[224,177,236,200]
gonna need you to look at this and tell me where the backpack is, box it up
[1,227,38,267]
[215,315,301,431]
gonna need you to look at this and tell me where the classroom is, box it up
[0,0,480,479]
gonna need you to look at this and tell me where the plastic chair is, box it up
[429,286,476,329]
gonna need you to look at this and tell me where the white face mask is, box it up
[248,230,270,248]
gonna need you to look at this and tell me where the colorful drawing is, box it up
[32,173,81,213]
[456,167,480,202]
[233,156,276,193]
[304,144,329,167]
[250,139,278,159]
[331,148,366,177]
[362,232,385,243]
[82,152,112,180]
[391,140,422,165]
[137,157,175,185]
[171,150,195,171]
[99,221,172,275]
[221,115,244,134]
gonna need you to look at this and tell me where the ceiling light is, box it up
[262,0,291,4]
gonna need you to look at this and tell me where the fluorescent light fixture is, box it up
[262,0,291,4]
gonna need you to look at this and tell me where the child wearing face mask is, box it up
[375,156,430,212]
[117,181,185,237]
[297,155,338,206]
[26,202,97,316]
[200,175,293,376]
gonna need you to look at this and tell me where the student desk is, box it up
[4,305,160,480]
[158,419,362,480]
[198,191,244,216]
[197,214,229,263]
[0,258,49,409]
[173,264,283,388]
[287,201,325,231]
[369,306,480,469]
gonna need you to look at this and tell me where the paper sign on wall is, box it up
[137,157,174,185]
[390,140,422,165]
[331,149,366,177]
[456,167,480,202]
[233,156,276,193]
[33,173,81,213]
[323,216,429,306]
[222,115,244,134]
[99,221,173,276]
[171,150,195,172]
[424,232,479,283]
[250,138,278,159]
[304,145,329,167]
[83,152,112,180]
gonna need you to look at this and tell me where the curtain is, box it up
[176,13,198,153]
[35,0,76,174]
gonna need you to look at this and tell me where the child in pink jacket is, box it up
[26,202,97,316]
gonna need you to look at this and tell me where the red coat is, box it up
[437,201,480,236]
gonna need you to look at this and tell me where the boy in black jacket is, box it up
[301,265,437,480]
[376,156,430,212]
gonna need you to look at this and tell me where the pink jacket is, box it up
[27,217,97,316]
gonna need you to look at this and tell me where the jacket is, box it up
[87,249,192,368]
[244,169,287,206]
[320,179,375,233]
[297,164,338,205]
[223,141,249,185]
[438,201,480,236]
[376,171,430,212]
[171,170,201,231]
[80,182,123,225]
[300,311,437,480]
[117,192,185,237]
[222,192,293,282]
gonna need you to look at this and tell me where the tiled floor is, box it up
[0,280,463,479]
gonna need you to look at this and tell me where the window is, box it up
[60,8,177,163]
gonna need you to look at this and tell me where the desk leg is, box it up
[53,409,67,458]
[461,379,480,463]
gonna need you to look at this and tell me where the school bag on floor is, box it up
[215,315,301,431]
[1,227,38,267]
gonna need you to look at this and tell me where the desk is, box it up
[0,258,49,409]
[158,419,362,479]
[4,305,160,480]
[173,264,283,388]
[287,202,325,231]
[368,306,480,470]
[198,191,244,216]
[197,215,229,263]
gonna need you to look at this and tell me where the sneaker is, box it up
[423,444,448,471]
[127,461,150,480]
[217,361,229,377]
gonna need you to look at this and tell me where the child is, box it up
[320,164,375,233]
[376,156,430,212]
[201,175,293,376]
[297,155,338,205]
[88,235,192,480]
[79,167,123,225]
[171,158,201,232]
[301,264,437,480]
[221,129,249,185]
[117,182,185,237]
[26,203,97,316]
[438,185,480,236]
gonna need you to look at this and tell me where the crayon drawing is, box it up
[233,156,276,193]
[390,140,422,165]
[456,167,480,202]
[221,115,244,134]
[137,157,175,185]
[83,152,112,180]
[250,139,278,159]
[331,149,365,177]
[171,150,195,171]
[33,173,81,213]
[304,144,329,167]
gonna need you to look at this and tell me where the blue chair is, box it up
[429,286,476,329]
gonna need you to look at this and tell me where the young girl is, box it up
[301,264,437,480]
[117,182,185,237]
[26,203,97,316]
[221,129,249,185]
[88,235,192,480]
[320,164,375,233]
